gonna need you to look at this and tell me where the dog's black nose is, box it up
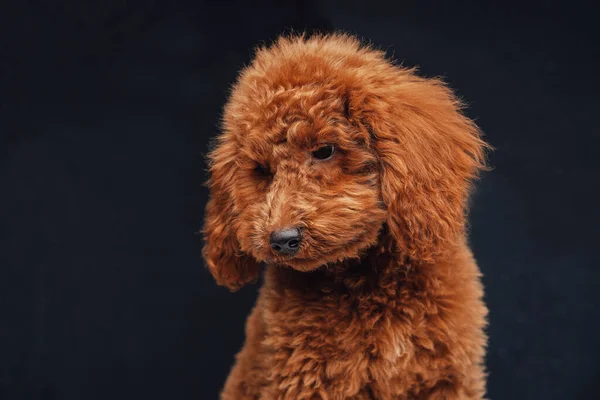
[270,227,301,255]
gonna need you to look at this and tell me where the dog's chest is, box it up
[261,283,412,382]
[254,264,457,398]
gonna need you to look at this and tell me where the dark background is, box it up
[1,1,599,399]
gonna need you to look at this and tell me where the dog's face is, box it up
[229,92,387,271]
[203,34,487,290]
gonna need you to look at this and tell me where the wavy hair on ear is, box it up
[202,135,260,291]
[349,67,489,263]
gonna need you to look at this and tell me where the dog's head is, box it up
[203,34,487,290]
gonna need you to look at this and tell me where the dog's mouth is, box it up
[256,244,336,271]
[257,232,374,271]
[263,254,331,271]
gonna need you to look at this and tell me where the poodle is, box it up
[202,33,489,399]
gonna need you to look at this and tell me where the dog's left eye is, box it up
[311,145,335,160]
[254,164,271,177]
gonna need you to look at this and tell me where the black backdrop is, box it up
[1,1,599,399]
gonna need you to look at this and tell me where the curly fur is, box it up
[203,33,489,399]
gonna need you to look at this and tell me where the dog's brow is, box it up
[262,124,286,144]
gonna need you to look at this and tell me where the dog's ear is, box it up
[350,71,488,263]
[202,136,260,291]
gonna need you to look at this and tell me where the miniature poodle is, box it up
[202,33,489,399]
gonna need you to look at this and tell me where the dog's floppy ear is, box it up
[202,135,260,291]
[350,71,488,263]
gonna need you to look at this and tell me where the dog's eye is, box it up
[254,164,271,177]
[311,145,335,160]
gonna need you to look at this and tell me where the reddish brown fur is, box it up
[203,33,489,399]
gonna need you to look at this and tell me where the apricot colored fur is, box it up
[203,33,489,399]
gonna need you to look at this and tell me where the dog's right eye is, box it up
[254,164,271,178]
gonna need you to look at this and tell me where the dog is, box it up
[202,33,489,399]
